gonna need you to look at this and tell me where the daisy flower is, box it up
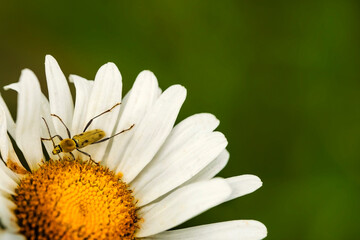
[0,55,267,240]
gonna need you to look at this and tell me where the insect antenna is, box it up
[83,102,121,133]
[42,117,56,148]
[51,114,71,138]
[92,124,135,144]
[41,117,64,160]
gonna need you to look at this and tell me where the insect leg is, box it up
[69,152,75,160]
[76,149,98,165]
[41,134,63,142]
[50,114,71,138]
[92,124,135,144]
[83,103,121,132]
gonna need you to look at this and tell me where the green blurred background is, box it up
[1,1,360,239]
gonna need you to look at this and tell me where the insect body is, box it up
[42,103,134,163]
[52,129,106,155]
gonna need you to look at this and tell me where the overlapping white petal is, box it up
[151,113,220,161]
[82,63,122,162]
[132,113,222,199]
[0,105,25,176]
[117,85,186,182]
[68,75,94,159]
[39,94,59,159]
[105,70,159,170]
[143,220,267,240]
[69,75,94,136]
[136,178,232,238]
[184,149,229,185]
[0,161,19,195]
[0,104,21,186]
[134,149,231,207]
[132,131,228,207]
[4,69,43,170]
[0,195,19,232]
[45,55,74,138]
[0,231,26,240]
[0,94,15,139]
[225,175,263,202]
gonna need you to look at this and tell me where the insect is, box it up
[41,103,134,163]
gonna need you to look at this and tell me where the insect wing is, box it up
[73,129,105,148]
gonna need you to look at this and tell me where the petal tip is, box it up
[139,69,155,76]
[135,70,159,88]
[96,62,122,80]
[213,131,228,146]
[104,62,119,72]
[20,68,36,79]
[248,175,263,189]
[69,74,82,83]
[169,84,187,97]
[45,54,57,64]
[138,70,156,80]
[246,220,267,239]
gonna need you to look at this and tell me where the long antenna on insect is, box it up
[92,124,135,144]
[42,117,56,148]
[83,102,121,133]
[51,114,71,138]
[41,117,63,160]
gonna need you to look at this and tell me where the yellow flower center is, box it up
[14,158,139,240]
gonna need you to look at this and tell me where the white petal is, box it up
[0,161,19,195]
[132,131,228,206]
[81,63,122,162]
[157,87,162,97]
[131,113,221,206]
[225,175,263,202]
[100,88,132,163]
[0,94,15,139]
[0,195,19,232]
[116,85,186,182]
[105,70,159,170]
[45,55,74,138]
[66,75,94,160]
[5,69,43,170]
[0,231,25,240]
[39,94,58,159]
[143,220,267,240]
[183,149,229,185]
[118,89,131,116]
[155,113,220,160]
[69,75,94,135]
[0,105,27,175]
[136,178,231,238]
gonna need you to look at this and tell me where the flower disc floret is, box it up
[14,158,139,240]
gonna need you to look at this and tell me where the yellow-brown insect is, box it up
[51,129,106,155]
[42,103,134,163]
